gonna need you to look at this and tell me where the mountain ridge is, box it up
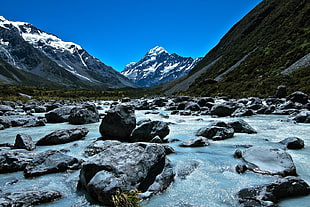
[0,16,135,89]
[161,0,310,97]
[122,46,202,87]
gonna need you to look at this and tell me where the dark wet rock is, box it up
[0,124,4,130]
[78,141,175,206]
[275,85,287,98]
[0,104,14,112]
[197,97,214,107]
[129,121,170,142]
[279,137,304,149]
[45,106,74,123]
[165,138,181,143]
[24,150,82,177]
[231,108,254,117]
[210,104,235,117]
[185,102,201,111]
[170,110,179,115]
[121,97,131,103]
[179,137,209,147]
[14,133,35,151]
[235,164,248,174]
[0,115,44,129]
[0,150,33,173]
[159,113,169,119]
[134,100,151,110]
[180,110,191,116]
[174,96,191,103]
[196,121,234,140]
[234,149,243,158]
[290,110,310,123]
[228,119,257,134]
[286,91,308,104]
[22,118,46,128]
[278,101,298,110]
[34,106,47,113]
[256,105,275,114]
[99,104,136,141]
[238,176,310,206]
[68,103,100,125]
[241,146,296,176]
[0,190,62,207]
[153,97,168,107]
[36,127,89,146]
[177,160,199,179]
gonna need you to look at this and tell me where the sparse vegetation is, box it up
[111,189,142,207]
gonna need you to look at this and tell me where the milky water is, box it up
[0,106,309,207]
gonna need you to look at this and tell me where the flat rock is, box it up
[45,106,74,123]
[0,149,33,173]
[0,190,61,207]
[24,150,82,177]
[238,176,310,206]
[179,137,210,147]
[242,146,296,176]
[36,127,89,146]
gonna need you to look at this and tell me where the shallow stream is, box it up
[0,104,309,207]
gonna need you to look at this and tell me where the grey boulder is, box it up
[14,133,35,151]
[36,127,89,146]
[78,141,175,206]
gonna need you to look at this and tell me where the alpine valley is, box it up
[0,16,135,89]
[121,46,202,87]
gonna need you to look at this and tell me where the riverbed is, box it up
[0,103,309,206]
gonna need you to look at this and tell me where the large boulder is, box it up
[241,146,296,176]
[0,115,44,129]
[238,176,310,206]
[0,190,62,207]
[99,104,136,141]
[179,137,210,147]
[227,119,257,134]
[210,104,235,117]
[36,127,89,146]
[129,121,170,142]
[78,141,175,206]
[14,133,35,151]
[279,137,305,149]
[45,106,74,123]
[24,150,82,178]
[286,91,308,104]
[68,103,100,125]
[196,121,234,140]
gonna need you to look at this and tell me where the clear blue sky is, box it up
[1,0,262,71]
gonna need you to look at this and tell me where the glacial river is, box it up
[0,104,309,207]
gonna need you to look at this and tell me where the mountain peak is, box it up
[147,46,168,56]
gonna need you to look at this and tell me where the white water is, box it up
[0,107,309,207]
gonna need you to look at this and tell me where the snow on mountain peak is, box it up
[147,46,167,56]
[0,16,6,21]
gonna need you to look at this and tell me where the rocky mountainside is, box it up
[121,46,202,87]
[0,16,135,89]
[162,0,310,97]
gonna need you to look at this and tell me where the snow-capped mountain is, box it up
[0,16,135,89]
[121,46,202,87]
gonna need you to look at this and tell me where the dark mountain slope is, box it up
[163,0,310,97]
